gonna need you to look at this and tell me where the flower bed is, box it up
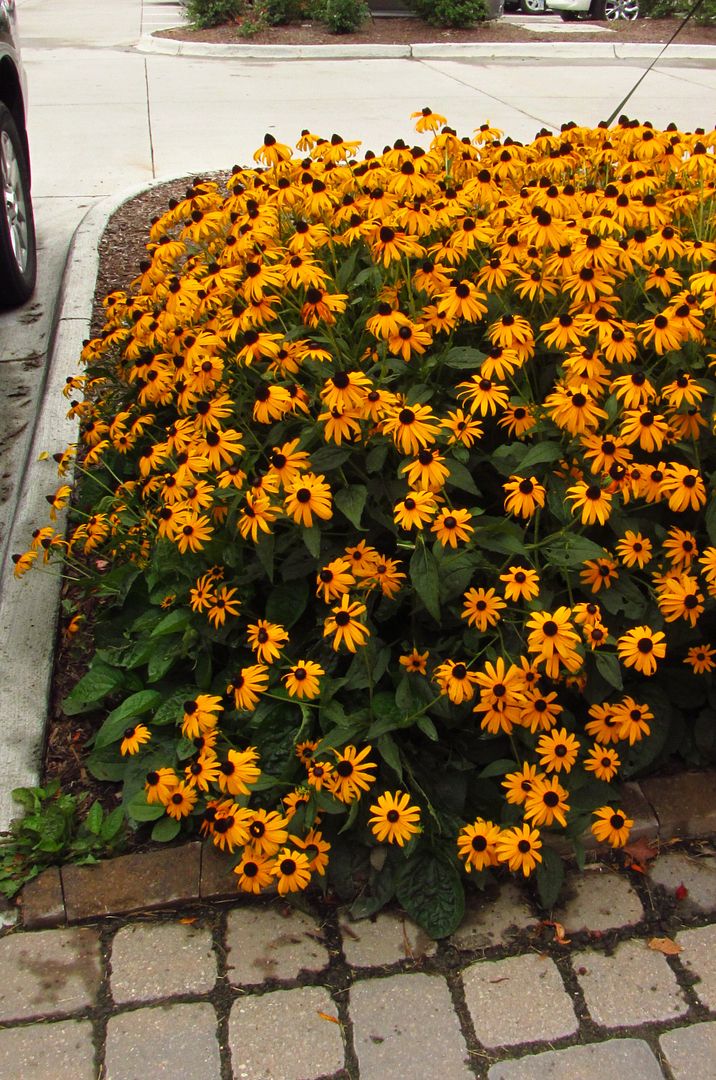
[15,112,716,937]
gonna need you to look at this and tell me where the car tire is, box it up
[520,0,546,12]
[590,0,639,17]
[558,10,581,17]
[0,102,36,308]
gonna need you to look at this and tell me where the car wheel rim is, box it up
[603,0,639,18]
[1,129,30,275]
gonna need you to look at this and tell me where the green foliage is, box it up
[640,0,716,20]
[314,0,370,33]
[181,0,245,29]
[0,782,125,899]
[408,0,488,26]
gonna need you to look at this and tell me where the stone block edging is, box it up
[17,769,716,928]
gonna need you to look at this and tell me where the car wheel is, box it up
[0,102,36,308]
[520,0,546,12]
[590,0,639,18]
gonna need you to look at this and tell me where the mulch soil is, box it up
[156,13,716,46]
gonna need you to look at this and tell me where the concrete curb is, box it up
[17,769,716,928]
[137,29,716,63]
[0,175,217,835]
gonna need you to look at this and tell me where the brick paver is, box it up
[462,952,578,1048]
[574,938,689,1027]
[4,841,716,1080]
[350,972,472,1079]
[557,867,643,933]
[660,1021,716,1080]
[676,924,716,1009]
[487,1038,664,1078]
[649,852,716,914]
[0,926,101,1022]
[0,1019,96,1079]
[225,905,330,985]
[449,883,536,951]
[109,919,217,1003]
[340,909,436,967]
[104,1001,221,1079]
[228,985,344,1079]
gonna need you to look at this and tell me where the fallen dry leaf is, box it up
[179,917,197,925]
[624,837,659,871]
[317,1012,342,1026]
[648,936,682,956]
[542,920,572,945]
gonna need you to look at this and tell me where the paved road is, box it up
[2,0,716,565]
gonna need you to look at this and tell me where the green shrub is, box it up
[181,0,245,28]
[259,0,309,24]
[409,0,488,26]
[315,0,370,33]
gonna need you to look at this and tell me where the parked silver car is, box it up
[0,0,35,307]
[547,0,639,19]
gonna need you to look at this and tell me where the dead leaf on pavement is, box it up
[317,1011,342,1026]
[542,920,572,945]
[648,936,682,956]
[624,837,659,872]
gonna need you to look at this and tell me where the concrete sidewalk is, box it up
[4,845,716,1079]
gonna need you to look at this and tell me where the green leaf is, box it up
[446,460,479,496]
[416,715,438,741]
[545,534,606,570]
[410,544,441,622]
[517,441,562,473]
[126,790,165,823]
[310,445,351,472]
[153,687,194,727]
[334,485,368,529]
[705,497,716,545]
[255,533,275,582]
[61,661,125,716]
[365,443,388,474]
[489,443,525,476]
[151,816,181,842]
[535,846,565,910]
[396,847,465,939]
[94,691,163,750]
[367,693,404,739]
[303,525,321,558]
[376,734,403,780]
[444,346,484,370]
[147,639,182,683]
[472,522,526,555]
[594,652,623,691]
[84,801,104,836]
[478,758,517,779]
[266,579,309,629]
[149,608,192,638]
[100,806,126,842]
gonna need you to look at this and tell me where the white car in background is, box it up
[547,0,639,19]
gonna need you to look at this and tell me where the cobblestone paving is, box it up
[2,841,715,1079]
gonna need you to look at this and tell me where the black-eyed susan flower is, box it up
[656,574,704,628]
[616,626,666,676]
[685,643,716,673]
[394,490,438,531]
[246,619,289,664]
[284,472,332,527]
[536,727,580,774]
[615,531,653,569]
[591,806,633,848]
[440,408,484,448]
[165,781,199,820]
[584,744,621,782]
[580,556,619,593]
[227,665,269,712]
[144,767,178,805]
[502,762,545,806]
[500,566,540,602]
[331,744,377,803]
[245,808,289,857]
[524,775,570,829]
[120,723,151,756]
[518,688,563,734]
[585,702,622,744]
[434,659,479,705]
[526,608,582,679]
[457,818,501,872]
[369,791,421,846]
[503,475,546,519]
[370,557,406,599]
[620,407,671,452]
[271,847,312,894]
[316,557,355,603]
[381,401,441,455]
[234,849,274,894]
[323,594,370,653]
[456,375,509,417]
[290,827,331,876]
[461,587,506,631]
[206,586,241,628]
[402,448,450,492]
[659,463,707,512]
[495,823,542,876]
[181,694,223,739]
[399,648,429,675]
[663,526,698,568]
[283,660,325,700]
[566,482,613,526]
[431,507,473,548]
